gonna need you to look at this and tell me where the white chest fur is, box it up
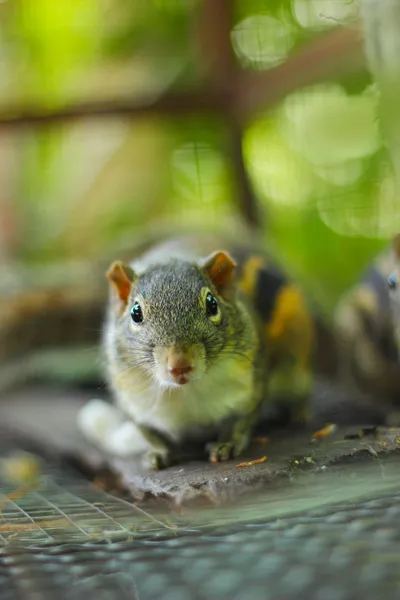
[112,355,255,442]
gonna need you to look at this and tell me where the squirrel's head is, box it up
[106,251,243,389]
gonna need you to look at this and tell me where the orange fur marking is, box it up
[239,256,266,298]
[265,284,313,367]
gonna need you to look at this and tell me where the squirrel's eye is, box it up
[130,302,143,324]
[206,293,219,317]
[388,273,398,290]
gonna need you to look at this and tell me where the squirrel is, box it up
[333,234,400,423]
[77,235,315,470]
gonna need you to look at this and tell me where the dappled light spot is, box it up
[280,84,381,166]
[292,0,358,30]
[244,121,318,208]
[317,166,400,238]
[231,15,295,70]
[314,160,364,187]
[244,84,382,215]
[171,142,228,205]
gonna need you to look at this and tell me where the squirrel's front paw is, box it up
[77,399,123,443]
[143,449,172,471]
[207,441,236,463]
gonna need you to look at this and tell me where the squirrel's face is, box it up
[107,251,241,389]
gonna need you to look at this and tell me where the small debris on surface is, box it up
[288,455,316,470]
[253,437,269,446]
[0,451,42,485]
[344,426,379,440]
[311,424,337,441]
[236,456,267,468]
[365,445,378,458]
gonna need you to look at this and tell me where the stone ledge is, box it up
[0,385,398,505]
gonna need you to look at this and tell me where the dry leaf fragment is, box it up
[235,456,267,468]
[312,423,337,441]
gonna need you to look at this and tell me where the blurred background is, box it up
[4,6,400,595]
[0,0,395,315]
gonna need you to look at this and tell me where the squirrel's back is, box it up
[333,235,400,404]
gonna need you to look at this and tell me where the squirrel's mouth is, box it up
[162,373,194,388]
[157,376,192,390]
[153,343,206,388]
[156,369,203,390]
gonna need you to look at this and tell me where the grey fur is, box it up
[106,258,251,374]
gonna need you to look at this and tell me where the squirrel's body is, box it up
[78,235,314,468]
[334,236,400,418]
[105,239,259,443]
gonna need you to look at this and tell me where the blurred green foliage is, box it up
[0,0,397,316]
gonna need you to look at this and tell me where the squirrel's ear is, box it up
[106,261,136,312]
[202,251,236,297]
[393,234,400,259]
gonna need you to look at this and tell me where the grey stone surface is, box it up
[0,384,399,505]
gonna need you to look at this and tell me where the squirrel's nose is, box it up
[168,364,193,378]
[166,345,195,384]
